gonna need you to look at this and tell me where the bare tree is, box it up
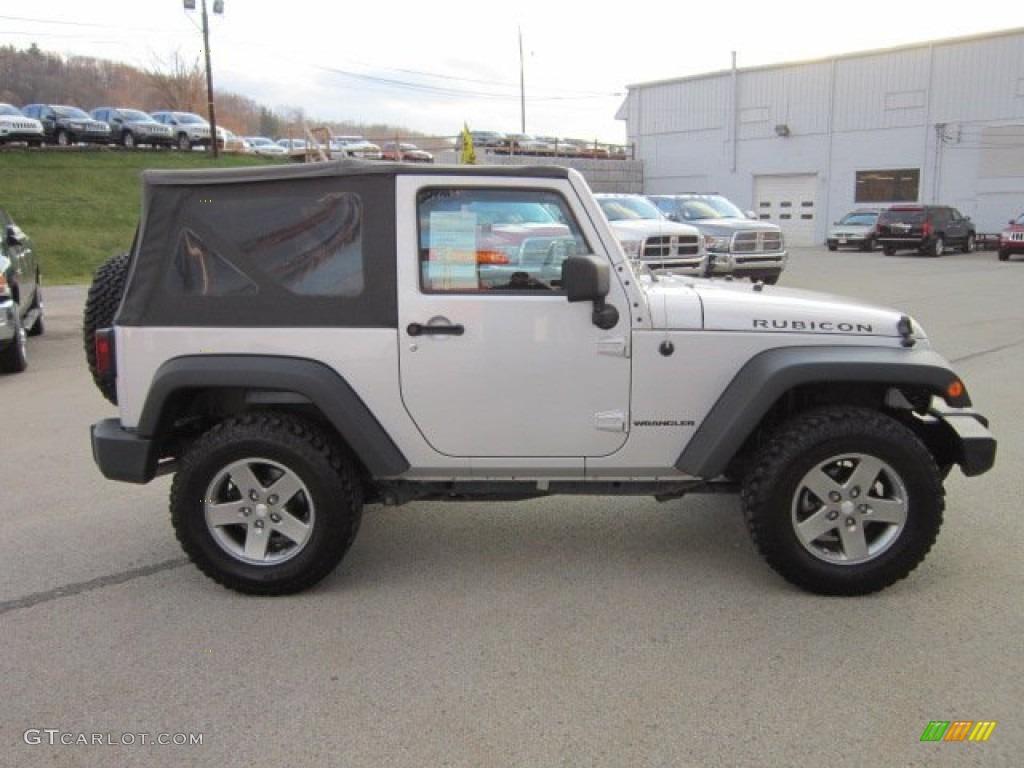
[145,52,204,111]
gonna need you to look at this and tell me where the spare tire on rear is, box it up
[83,251,130,405]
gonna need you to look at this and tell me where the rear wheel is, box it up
[741,406,944,595]
[962,233,975,253]
[998,250,1010,261]
[929,237,945,257]
[882,245,895,256]
[171,411,363,595]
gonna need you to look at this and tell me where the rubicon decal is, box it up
[752,319,874,333]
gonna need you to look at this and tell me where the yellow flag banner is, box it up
[460,123,476,165]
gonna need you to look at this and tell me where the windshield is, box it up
[0,104,23,116]
[177,113,207,125]
[598,196,663,221]
[838,211,879,226]
[119,109,154,121]
[55,106,91,119]
[465,201,560,226]
[677,196,745,220]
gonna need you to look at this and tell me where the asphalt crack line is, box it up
[950,338,1024,365]
[0,557,189,616]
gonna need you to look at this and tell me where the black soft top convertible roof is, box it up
[141,158,573,187]
[120,161,574,329]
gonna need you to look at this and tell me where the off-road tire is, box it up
[170,411,364,595]
[741,406,944,596]
[83,251,130,404]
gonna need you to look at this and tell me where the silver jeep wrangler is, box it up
[87,161,995,596]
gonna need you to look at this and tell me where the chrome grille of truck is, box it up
[732,231,784,253]
[642,234,701,258]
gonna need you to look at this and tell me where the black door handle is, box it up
[407,322,465,337]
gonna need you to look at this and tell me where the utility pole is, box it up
[519,27,526,134]
[184,0,223,157]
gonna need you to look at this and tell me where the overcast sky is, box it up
[3,1,1018,142]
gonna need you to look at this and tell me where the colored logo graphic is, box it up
[920,721,997,742]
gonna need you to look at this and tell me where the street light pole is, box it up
[185,0,223,158]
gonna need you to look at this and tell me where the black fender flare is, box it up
[675,345,971,478]
[139,355,409,477]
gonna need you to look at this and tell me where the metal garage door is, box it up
[754,174,817,247]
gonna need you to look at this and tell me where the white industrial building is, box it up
[618,27,1024,246]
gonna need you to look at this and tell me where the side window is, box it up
[416,187,588,293]
[166,187,365,297]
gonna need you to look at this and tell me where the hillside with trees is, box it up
[0,43,435,145]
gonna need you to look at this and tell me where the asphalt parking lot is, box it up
[2,246,1021,767]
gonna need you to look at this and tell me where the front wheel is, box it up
[171,411,363,595]
[882,245,895,256]
[177,133,191,151]
[741,407,944,595]
[123,131,136,149]
[56,129,71,147]
[998,250,1009,261]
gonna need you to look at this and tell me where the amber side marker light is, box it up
[947,379,965,399]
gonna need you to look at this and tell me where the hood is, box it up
[642,277,925,342]
[608,219,700,240]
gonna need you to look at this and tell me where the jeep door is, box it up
[397,179,631,459]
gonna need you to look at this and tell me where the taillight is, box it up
[922,220,932,237]
[94,329,115,379]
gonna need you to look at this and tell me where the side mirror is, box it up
[6,225,25,246]
[562,254,609,303]
[561,254,618,330]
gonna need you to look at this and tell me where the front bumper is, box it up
[927,404,997,477]
[91,418,161,484]
[708,250,787,279]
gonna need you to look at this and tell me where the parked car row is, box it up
[459,129,629,159]
[0,102,257,152]
[826,205,979,257]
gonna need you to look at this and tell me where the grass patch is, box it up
[0,149,288,284]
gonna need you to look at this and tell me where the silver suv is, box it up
[648,194,787,284]
[90,107,174,149]
[150,111,213,151]
[85,161,995,598]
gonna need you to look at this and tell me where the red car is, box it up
[998,212,1024,261]
[381,142,433,163]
